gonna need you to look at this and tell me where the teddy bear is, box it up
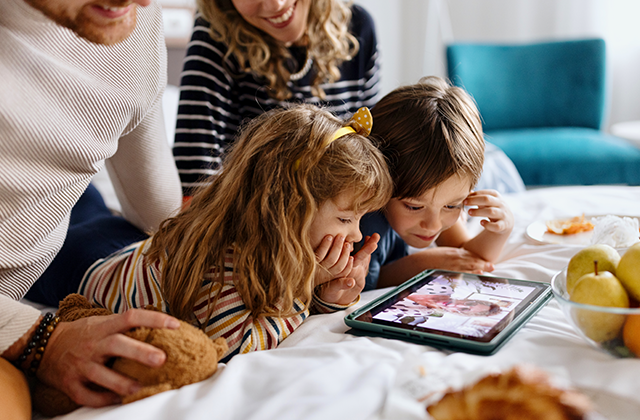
[32,294,228,417]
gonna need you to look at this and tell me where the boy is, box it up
[362,76,514,290]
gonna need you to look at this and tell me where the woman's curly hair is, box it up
[197,0,359,100]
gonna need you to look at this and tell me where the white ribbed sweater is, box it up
[0,0,182,308]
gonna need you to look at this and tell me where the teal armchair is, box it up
[447,38,640,186]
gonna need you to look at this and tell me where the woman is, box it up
[173,0,380,196]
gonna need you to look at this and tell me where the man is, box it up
[1,0,183,415]
[1,0,182,299]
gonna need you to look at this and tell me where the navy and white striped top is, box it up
[172,5,381,194]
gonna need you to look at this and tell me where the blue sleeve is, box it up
[359,212,408,291]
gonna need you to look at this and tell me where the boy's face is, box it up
[384,175,472,249]
[25,0,151,45]
[309,191,366,251]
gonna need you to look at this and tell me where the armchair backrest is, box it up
[446,39,606,131]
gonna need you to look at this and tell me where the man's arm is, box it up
[106,98,182,233]
[0,295,41,355]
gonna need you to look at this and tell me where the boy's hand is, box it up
[464,189,514,235]
[317,234,380,305]
[313,235,352,287]
[415,247,494,274]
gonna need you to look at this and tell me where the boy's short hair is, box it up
[371,76,485,199]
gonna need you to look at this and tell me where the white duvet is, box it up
[44,185,640,420]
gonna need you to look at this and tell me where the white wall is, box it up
[357,0,640,130]
[358,0,429,97]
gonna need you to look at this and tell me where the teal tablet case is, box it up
[344,269,552,355]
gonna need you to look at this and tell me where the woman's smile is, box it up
[265,2,295,28]
[233,0,310,45]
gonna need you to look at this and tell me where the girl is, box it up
[78,104,393,361]
[174,0,380,196]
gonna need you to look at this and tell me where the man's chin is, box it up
[77,28,133,45]
[73,10,137,45]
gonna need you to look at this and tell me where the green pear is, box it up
[570,262,629,343]
[617,242,640,301]
[566,244,620,294]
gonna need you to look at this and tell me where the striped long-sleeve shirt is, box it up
[172,5,381,194]
[78,238,352,362]
[0,0,182,300]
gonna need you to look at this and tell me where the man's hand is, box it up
[38,309,180,407]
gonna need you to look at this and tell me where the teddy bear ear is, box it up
[56,293,113,322]
[56,294,93,321]
[213,338,229,359]
[58,293,92,311]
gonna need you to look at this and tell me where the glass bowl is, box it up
[551,267,640,358]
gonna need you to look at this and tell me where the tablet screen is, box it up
[354,270,549,342]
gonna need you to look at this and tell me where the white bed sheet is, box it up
[46,185,640,420]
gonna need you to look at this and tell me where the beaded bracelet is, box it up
[14,312,60,376]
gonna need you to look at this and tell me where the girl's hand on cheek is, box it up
[313,235,352,287]
[317,234,380,305]
[319,277,363,306]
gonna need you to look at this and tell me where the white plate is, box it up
[525,215,640,247]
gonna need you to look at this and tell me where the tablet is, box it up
[344,269,552,355]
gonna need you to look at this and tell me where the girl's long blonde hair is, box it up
[197,0,358,100]
[147,104,392,323]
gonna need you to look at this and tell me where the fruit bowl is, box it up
[551,267,640,358]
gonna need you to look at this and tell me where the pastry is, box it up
[426,365,594,420]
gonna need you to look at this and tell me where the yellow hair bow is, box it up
[294,107,373,170]
[323,107,373,147]
[349,106,373,136]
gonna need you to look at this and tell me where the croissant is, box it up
[426,365,593,420]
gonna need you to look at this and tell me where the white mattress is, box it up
[43,186,640,420]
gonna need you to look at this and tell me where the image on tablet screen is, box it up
[372,273,538,338]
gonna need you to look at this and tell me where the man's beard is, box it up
[25,0,138,46]
[72,6,138,46]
